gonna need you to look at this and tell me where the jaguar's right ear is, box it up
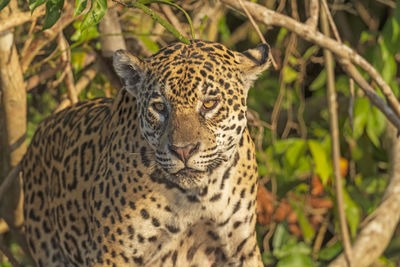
[113,50,146,96]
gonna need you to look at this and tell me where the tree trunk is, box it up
[98,6,126,90]
[0,0,26,230]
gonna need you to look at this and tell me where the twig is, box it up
[306,0,319,30]
[339,60,400,131]
[55,64,99,112]
[0,7,44,33]
[26,62,66,91]
[220,0,400,132]
[321,7,353,267]
[58,33,77,104]
[271,31,296,141]
[237,0,278,69]
[276,0,287,13]
[376,0,396,8]
[322,0,356,135]
[330,124,400,267]
[351,0,379,31]
[225,21,250,47]
[159,4,185,37]
[312,216,329,259]
[21,4,75,72]
[349,79,355,131]
[321,0,341,43]
[21,18,38,59]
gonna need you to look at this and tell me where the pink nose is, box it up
[168,143,199,163]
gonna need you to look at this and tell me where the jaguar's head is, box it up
[113,40,270,189]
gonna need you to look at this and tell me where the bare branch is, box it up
[306,0,319,30]
[351,0,379,31]
[329,124,400,267]
[237,0,278,69]
[159,4,185,36]
[99,7,127,58]
[339,60,400,131]
[221,0,400,131]
[55,64,99,112]
[21,4,75,72]
[321,7,353,267]
[26,62,66,91]
[58,33,77,104]
[321,0,342,43]
[0,7,44,34]
[376,0,396,8]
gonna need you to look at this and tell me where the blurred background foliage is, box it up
[1,0,400,266]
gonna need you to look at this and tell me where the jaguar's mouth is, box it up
[174,167,204,177]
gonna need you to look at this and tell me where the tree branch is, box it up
[306,0,319,29]
[220,0,400,132]
[58,33,77,104]
[0,7,44,34]
[20,4,75,72]
[329,124,400,266]
[321,7,352,267]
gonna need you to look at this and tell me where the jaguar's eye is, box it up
[202,99,219,111]
[152,102,166,113]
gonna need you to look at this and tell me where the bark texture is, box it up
[0,2,26,229]
[329,124,400,267]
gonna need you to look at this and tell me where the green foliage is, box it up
[2,0,400,266]
[127,1,190,44]
[0,0,10,11]
[43,0,63,29]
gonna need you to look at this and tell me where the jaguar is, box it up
[21,40,270,266]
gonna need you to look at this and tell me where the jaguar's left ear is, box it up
[236,43,271,89]
[113,50,146,96]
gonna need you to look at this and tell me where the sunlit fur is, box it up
[115,40,269,190]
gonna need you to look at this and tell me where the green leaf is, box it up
[71,20,99,42]
[218,16,230,42]
[308,140,332,185]
[139,0,195,39]
[0,0,10,11]
[285,139,306,167]
[80,0,107,31]
[379,41,397,83]
[43,0,64,30]
[28,0,45,13]
[262,251,275,265]
[318,241,342,261]
[276,253,313,267]
[128,2,190,44]
[274,240,312,259]
[276,28,288,47]
[302,45,319,61]
[283,65,298,84]
[272,223,290,250]
[352,97,370,139]
[366,106,386,147]
[74,0,87,16]
[382,1,400,54]
[139,36,159,53]
[291,201,315,244]
[342,186,361,238]
[310,69,327,91]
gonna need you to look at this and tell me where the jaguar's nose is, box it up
[168,142,200,163]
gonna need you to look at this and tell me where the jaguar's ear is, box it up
[236,43,271,89]
[113,50,146,96]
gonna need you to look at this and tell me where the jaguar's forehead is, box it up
[143,40,243,104]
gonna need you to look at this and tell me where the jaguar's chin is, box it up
[165,167,205,189]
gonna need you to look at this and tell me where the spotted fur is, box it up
[22,40,270,266]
